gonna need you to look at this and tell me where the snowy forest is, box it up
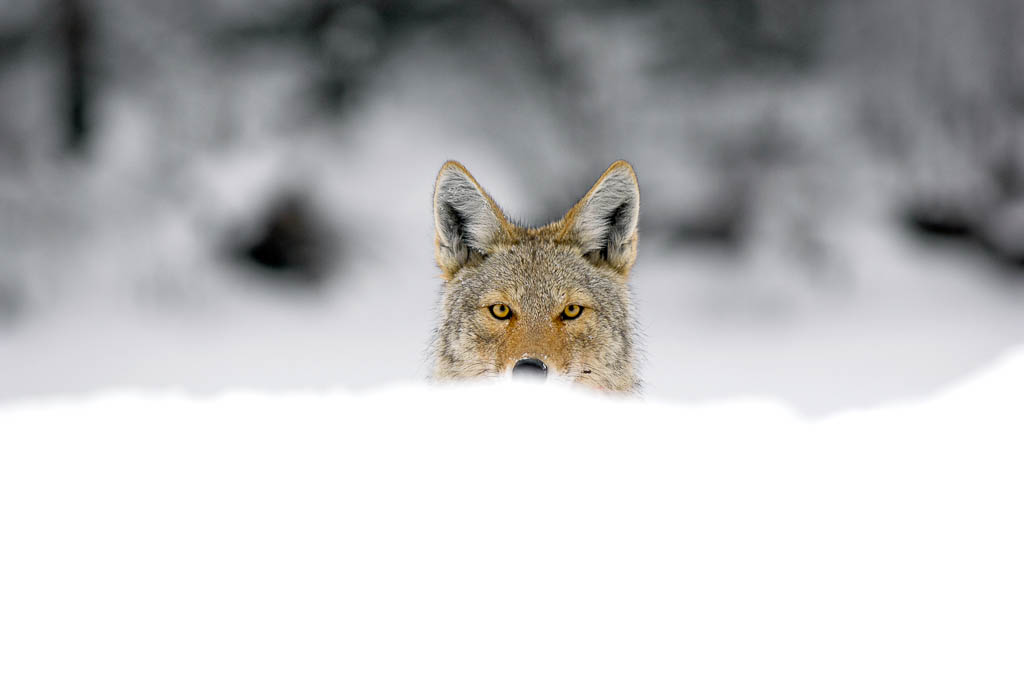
[2,0,1023,412]
[3,6,1024,674]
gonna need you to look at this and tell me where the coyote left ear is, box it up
[432,161,508,279]
[563,160,640,275]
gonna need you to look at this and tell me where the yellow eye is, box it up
[489,303,511,320]
[562,304,583,320]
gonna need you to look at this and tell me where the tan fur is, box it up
[431,160,641,392]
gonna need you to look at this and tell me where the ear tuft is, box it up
[433,161,505,278]
[564,161,640,275]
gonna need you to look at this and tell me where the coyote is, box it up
[431,160,641,392]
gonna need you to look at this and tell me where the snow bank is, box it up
[1,352,1022,679]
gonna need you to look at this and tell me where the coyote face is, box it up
[431,160,640,392]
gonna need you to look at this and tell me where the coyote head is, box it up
[431,160,640,392]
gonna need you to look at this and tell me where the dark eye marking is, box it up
[561,304,583,320]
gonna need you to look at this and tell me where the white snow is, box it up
[1,350,1022,679]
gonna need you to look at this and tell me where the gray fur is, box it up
[433,163,505,274]
[431,161,641,392]
[569,164,641,273]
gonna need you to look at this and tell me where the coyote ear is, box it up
[433,161,507,278]
[564,161,640,275]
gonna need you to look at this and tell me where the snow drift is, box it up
[1,352,1022,679]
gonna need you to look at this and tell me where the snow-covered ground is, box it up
[2,354,1022,679]
[2,5,1022,676]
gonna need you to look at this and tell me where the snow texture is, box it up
[2,349,1022,679]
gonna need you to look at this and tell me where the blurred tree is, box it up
[651,0,827,76]
[213,0,574,116]
[58,0,92,154]
[230,191,341,285]
[842,0,1024,267]
[0,21,30,65]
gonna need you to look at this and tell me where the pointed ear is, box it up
[433,161,507,278]
[563,161,640,275]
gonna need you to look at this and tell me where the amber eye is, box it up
[489,303,511,320]
[561,304,583,320]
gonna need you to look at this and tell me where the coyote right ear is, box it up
[562,161,640,276]
[433,161,507,278]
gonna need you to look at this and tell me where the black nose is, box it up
[512,358,548,380]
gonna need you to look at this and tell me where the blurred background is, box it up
[1,0,1022,413]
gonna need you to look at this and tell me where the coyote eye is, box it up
[489,303,511,320]
[561,304,583,320]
